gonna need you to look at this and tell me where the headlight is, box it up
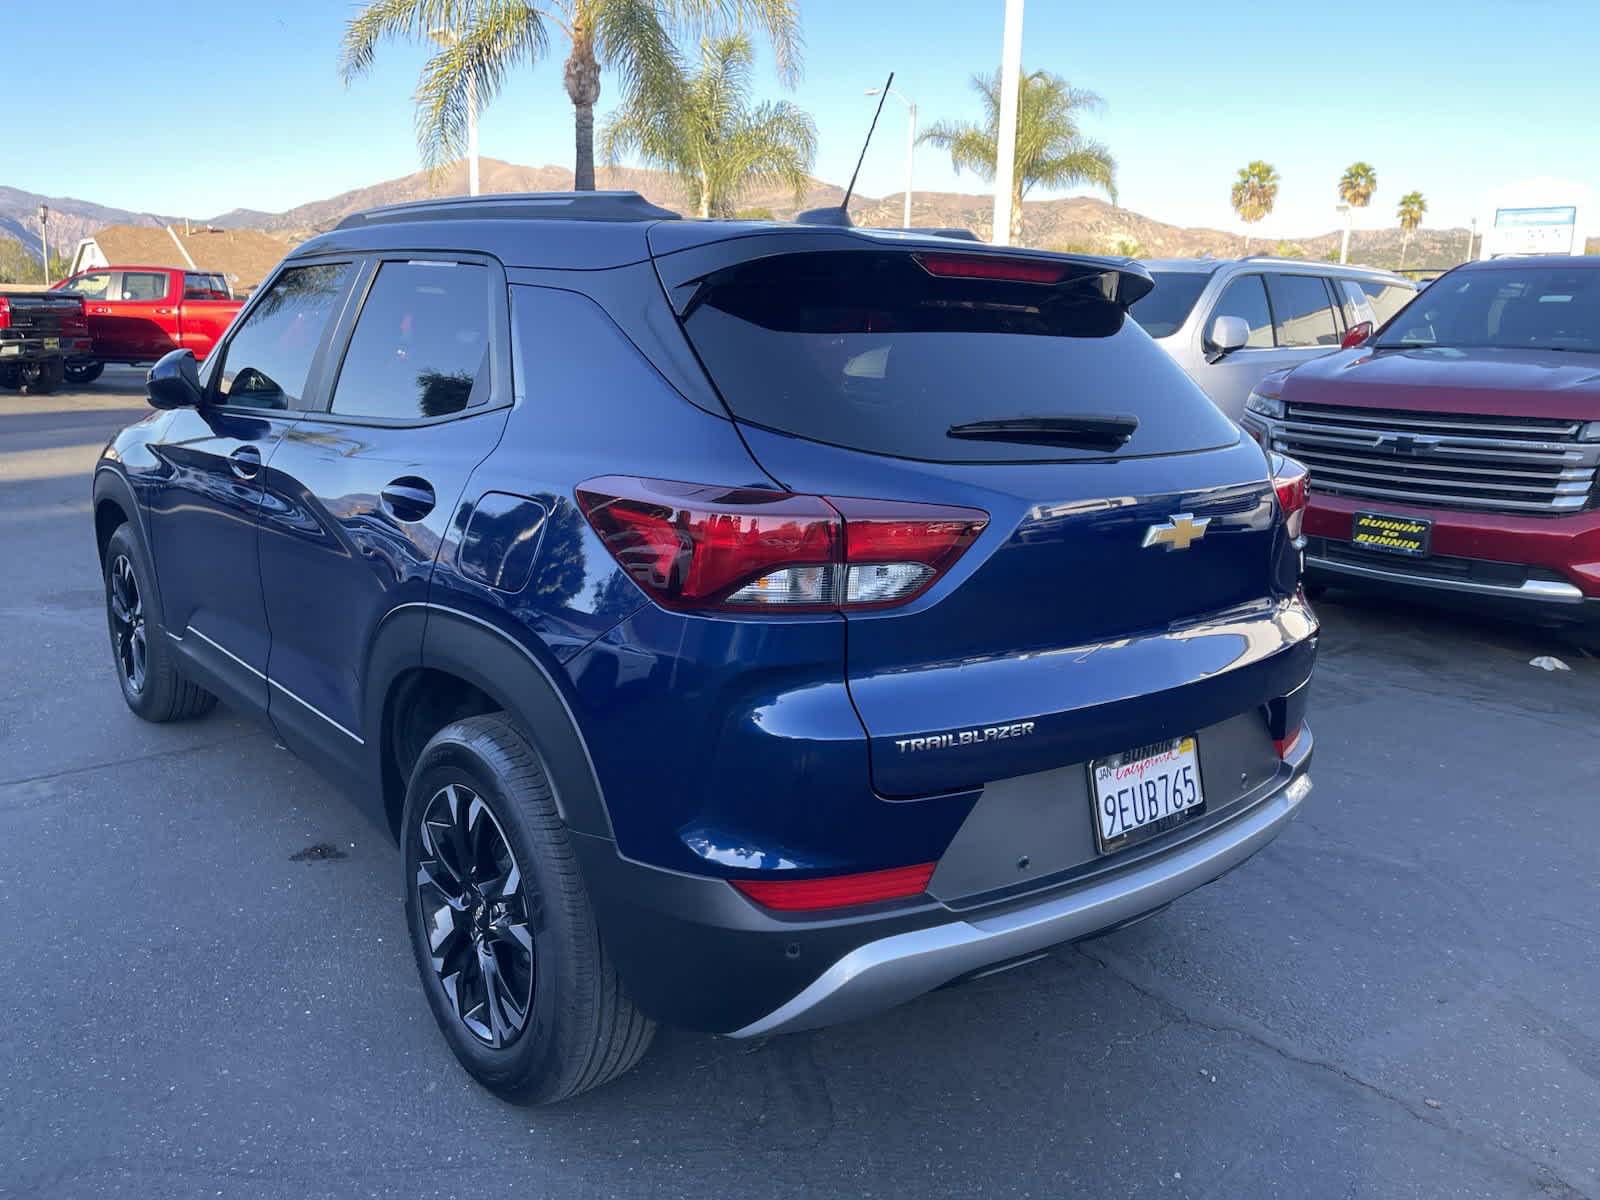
[1245,390,1284,420]
[1580,420,1600,443]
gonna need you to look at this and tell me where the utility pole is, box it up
[990,0,1025,245]
[430,27,480,195]
[865,86,916,227]
[37,204,49,286]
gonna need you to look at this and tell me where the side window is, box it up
[67,271,113,300]
[184,272,229,300]
[1336,279,1369,329]
[1361,281,1415,326]
[120,271,169,302]
[1209,274,1274,348]
[329,261,490,420]
[216,262,354,410]
[1266,273,1340,347]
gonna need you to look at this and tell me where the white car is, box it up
[1129,256,1416,421]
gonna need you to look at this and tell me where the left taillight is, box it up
[575,476,988,614]
[1270,454,1309,541]
[0,298,11,331]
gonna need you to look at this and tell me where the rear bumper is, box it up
[574,732,1313,1036]
[733,751,1312,1038]
[1304,494,1600,620]
[0,332,92,362]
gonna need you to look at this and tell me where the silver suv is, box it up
[1129,257,1416,420]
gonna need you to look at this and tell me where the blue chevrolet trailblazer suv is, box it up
[93,193,1317,1102]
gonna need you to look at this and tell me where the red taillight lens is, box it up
[0,297,10,331]
[1275,723,1303,758]
[576,477,987,613]
[914,252,1071,284]
[731,862,936,911]
[1271,454,1309,541]
[1341,321,1373,349]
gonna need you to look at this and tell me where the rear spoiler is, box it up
[647,224,1155,311]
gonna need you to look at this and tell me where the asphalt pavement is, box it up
[3,370,1597,1199]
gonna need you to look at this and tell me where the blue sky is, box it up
[12,0,1597,236]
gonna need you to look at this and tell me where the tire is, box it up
[19,358,64,395]
[65,359,105,385]
[402,713,655,1103]
[103,524,218,722]
[0,366,18,390]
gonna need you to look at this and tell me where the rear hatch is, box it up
[652,228,1306,796]
[1,291,87,338]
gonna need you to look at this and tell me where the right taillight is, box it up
[575,476,988,614]
[0,297,10,331]
[1270,454,1309,541]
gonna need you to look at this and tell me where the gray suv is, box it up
[1130,257,1416,420]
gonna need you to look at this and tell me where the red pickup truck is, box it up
[52,265,243,384]
[1241,255,1600,641]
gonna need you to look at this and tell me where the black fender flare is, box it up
[92,464,165,627]
[363,603,615,841]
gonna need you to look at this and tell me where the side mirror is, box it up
[147,348,204,410]
[1341,321,1373,349]
[1208,315,1250,357]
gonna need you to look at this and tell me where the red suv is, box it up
[1241,256,1600,636]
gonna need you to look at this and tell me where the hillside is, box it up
[203,156,1476,271]
[0,185,171,264]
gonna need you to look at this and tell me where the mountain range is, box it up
[5,158,1581,272]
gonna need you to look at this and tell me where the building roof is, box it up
[87,224,289,290]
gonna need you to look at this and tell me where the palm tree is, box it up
[601,34,815,218]
[340,0,802,192]
[920,69,1116,245]
[1230,161,1279,253]
[1397,190,1427,270]
[1337,161,1377,263]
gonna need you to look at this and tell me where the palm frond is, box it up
[413,0,548,169]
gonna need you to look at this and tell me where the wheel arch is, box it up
[92,466,164,623]
[365,604,614,845]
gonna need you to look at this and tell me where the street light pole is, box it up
[990,0,1025,246]
[865,86,916,227]
[1337,203,1351,265]
[430,27,480,196]
[37,204,49,286]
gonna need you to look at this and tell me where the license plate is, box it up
[1351,510,1431,558]
[43,337,59,350]
[1090,736,1204,853]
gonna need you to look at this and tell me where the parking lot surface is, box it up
[3,370,1598,1200]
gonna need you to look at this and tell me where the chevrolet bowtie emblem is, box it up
[1142,513,1210,551]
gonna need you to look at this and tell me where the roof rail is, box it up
[334,191,680,230]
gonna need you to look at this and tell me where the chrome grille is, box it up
[1272,402,1599,514]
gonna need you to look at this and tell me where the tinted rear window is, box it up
[680,252,1237,462]
[1360,280,1416,327]
[1128,270,1211,337]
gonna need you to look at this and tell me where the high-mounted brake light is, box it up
[576,477,987,614]
[1270,454,1309,541]
[914,252,1071,285]
[731,863,936,911]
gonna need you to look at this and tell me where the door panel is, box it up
[257,255,511,763]
[143,407,297,710]
[115,269,179,361]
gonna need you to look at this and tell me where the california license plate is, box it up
[1351,510,1431,558]
[43,337,59,350]
[1090,736,1204,853]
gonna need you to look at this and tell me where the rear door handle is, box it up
[381,477,436,522]
[154,306,175,316]
[229,445,262,480]
[89,306,111,315]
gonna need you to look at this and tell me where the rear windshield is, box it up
[680,252,1237,462]
[1128,270,1211,337]
[1377,266,1600,352]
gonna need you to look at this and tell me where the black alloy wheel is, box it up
[415,782,536,1048]
[108,553,147,694]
